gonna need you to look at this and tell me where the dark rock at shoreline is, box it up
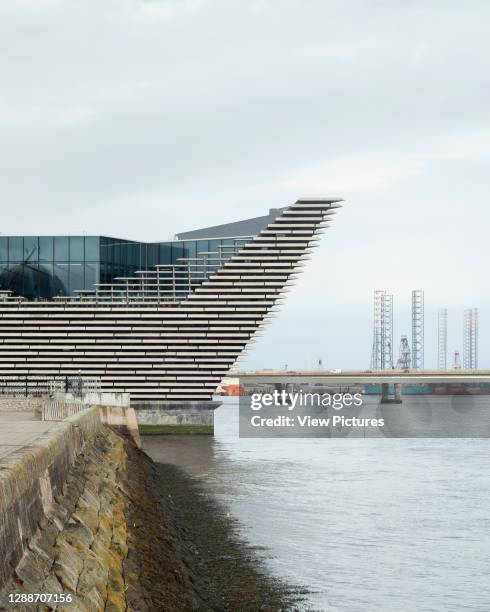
[121,435,303,611]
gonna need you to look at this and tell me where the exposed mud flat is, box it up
[0,423,302,612]
[123,435,304,611]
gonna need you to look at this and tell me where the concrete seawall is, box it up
[0,403,142,611]
[132,400,219,436]
[0,401,296,611]
[0,407,102,590]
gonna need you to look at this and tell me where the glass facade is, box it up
[0,236,102,299]
[0,235,246,299]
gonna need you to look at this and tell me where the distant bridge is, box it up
[235,370,490,403]
[236,370,490,385]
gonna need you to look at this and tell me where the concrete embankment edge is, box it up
[0,404,143,612]
[0,405,211,612]
[0,405,298,611]
[0,407,102,589]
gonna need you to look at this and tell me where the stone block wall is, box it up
[0,397,48,412]
[132,400,220,426]
[0,427,128,611]
[0,407,101,588]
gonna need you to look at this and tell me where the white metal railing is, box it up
[0,376,101,397]
[41,400,88,421]
[48,377,102,394]
[68,239,250,304]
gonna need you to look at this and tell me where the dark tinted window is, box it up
[158,243,172,265]
[21,263,40,299]
[196,240,210,257]
[0,264,11,290]
[38,263,57,298]
[186,241,197,260]
[0,238,7,262]
[127,243,140,268]
[120,242,128,267]
[84,237,99,262]
[69,263,84,295]
[171,243,185,263]
[70,237,84,261]
[221,238,239,261]
[9,237,23,261]
[54,237,69,261]
[113,241,121,266]
[39,237,54,261]
[99,238,110,264]
[23,237,38,262]
[84,262,98,290]
[99,263,109,284]
[147,244,159,268]
[209,239,221,252]
[139,243,147,268]
[54,263,69,295]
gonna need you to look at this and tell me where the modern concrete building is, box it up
[0,199,341,404]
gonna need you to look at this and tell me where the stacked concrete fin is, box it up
[0,199,341,401]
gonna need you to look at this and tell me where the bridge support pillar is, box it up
[380,383,403,404]
[381,383,389,403]
[394,383,402,402]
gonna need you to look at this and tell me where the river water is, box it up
[143,397,490,612]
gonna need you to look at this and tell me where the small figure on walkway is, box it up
[76,370,83,397]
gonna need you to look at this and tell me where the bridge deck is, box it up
[236,370,490,384]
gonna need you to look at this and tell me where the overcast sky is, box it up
[1,0,489,369]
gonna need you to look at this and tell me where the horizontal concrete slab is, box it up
[0,411,55,459]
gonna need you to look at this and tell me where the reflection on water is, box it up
[143,397,490,612]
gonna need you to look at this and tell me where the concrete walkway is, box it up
[0,412,55,459]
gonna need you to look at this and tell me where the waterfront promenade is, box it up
[0,401,291,610]
[0,411,54,459]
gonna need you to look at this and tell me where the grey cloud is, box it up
[0,0,488,365]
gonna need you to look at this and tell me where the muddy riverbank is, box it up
[0,417,300,612]
[125,434,303,611]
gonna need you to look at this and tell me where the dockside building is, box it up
[0,200,341,403]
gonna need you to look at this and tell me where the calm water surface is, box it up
[143,398,490,612]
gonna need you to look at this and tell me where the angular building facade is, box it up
[0,199,341,403]
[0,216,275,301]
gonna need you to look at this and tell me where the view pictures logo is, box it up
[250,390,363,411]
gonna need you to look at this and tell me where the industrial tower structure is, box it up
[411,289,424,370]
[396,335,411,369]
[371,290,393,369]
[437,308,448,370]
[463,308,478,369]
